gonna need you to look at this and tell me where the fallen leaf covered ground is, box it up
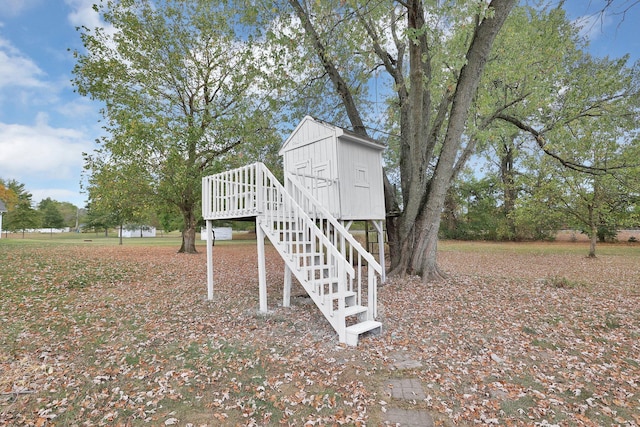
[1,239,638,426]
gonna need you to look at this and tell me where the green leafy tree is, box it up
[73,0,280,253]
[54,201,83,230]
[83,158,152,245]
[441,174,504,240]
[461,5,581,239]
[0,181,18,237]
[519,117,640,256]
[464,6,640,244]
[39,198,66,233]
[1,180,40,237]
[0,181,19,212]
[512,154,570,240]
[83,201,116,236]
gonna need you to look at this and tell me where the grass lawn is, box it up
[1,236,638,426]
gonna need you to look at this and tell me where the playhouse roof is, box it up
[279,116,385,155]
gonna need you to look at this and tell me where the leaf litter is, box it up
[0,241,638,426]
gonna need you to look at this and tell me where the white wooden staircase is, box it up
[202,162,382,346]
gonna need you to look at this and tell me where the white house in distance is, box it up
[200,226,233,241]
[118,226,157,238]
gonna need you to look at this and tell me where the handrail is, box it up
[202,164,259,219]
[284,171,381,318]
[284,171,383,275]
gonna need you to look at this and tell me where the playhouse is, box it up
[279,116,385,221]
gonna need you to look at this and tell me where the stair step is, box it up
[345,320,382,346]
[344,305,368,317]
[300,266,335,279]
[321,291,356,302]
[297,251,326,258]
[310,276,339,285]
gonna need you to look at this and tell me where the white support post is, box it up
[368,270,376,319]
[206,220,214,300]
[256,218,268,312]
[337,260,347,343]
[372,220,386,283]
[283,265,292,307]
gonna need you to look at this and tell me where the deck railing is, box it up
[202,164,259,219]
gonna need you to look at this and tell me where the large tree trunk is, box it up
[587,204,597,258]
[501,139,517,238]
[392,0,517,282]
[178,206,198,254]
[588,228,597,258]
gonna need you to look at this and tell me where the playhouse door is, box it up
[312,161,340,217]
[295,160,340,217]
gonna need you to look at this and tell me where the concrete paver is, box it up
[383,407,434,427]
[384,378,426,401]
[382,356,435,426]
[389,351,423,370]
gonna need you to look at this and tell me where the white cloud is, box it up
[0,36,47,89]
[0,0,43,18]
[56,97,100,121]
[65,0,104,30]
[0,114,93,180]
[573,12,612,43]
[64,0,118,55]
[31,188,85,206]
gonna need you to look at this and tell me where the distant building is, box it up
[118,226,157,238]
[200,227,233,241]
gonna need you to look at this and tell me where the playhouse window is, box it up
[355,165,369,188]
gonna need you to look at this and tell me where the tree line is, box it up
[0,179,84,236]
[72,0,639,277]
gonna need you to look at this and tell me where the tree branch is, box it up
[496,113,633,175]
[288,0,367,135]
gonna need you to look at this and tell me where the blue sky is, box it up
[0,0,638,208]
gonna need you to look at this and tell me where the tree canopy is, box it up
[74,0,281,253]
[0,180,40,235]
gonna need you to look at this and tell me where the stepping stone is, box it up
[383,407,434,427]
[389,351,423,370]
[384,378,426,401]
[394,359,423,370]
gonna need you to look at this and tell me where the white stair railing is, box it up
[284,172,382,319]
[202,164,259,219]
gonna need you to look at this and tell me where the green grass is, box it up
[545,275,585,289]
[0,230,257,248]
